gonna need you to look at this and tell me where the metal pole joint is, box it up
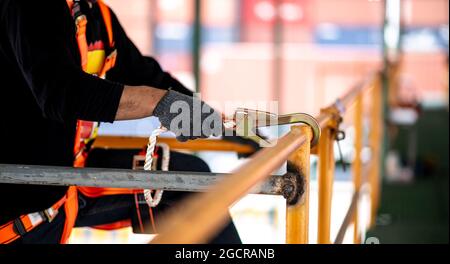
[320,103,344,131]
[281,170,304,205]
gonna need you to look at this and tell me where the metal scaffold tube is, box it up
[151,129,309,244]
[286,126,312,244]
[0,164,288,196]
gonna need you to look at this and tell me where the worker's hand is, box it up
[153,90,223,142]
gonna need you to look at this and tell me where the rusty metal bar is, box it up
[317,126,335,244]
[314,73,379,244]
[286,126,312,244]
[316,112,333,129]
[151,128,308,244]
[148,72,379,244]
[0,70,382,245]
[93,136,255,154]
[0,164,285,195]
[352,93,364,244]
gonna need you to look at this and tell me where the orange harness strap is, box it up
[76,16,89,71]
[72,0,117,169]
[73,1,136,200]
[70,0,139,234]
[65,0,120,242]
[0,1,126,244]
[97,0,114,48]
[0,187,75,244]
[68,0,117,76]
[99,49,117,78]
[59,186,78,244]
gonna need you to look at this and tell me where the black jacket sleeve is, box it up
[106,9,194,97]
[4,0,124,123]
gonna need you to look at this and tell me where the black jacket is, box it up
[0,0,192,224]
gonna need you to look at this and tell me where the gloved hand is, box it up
[153,90,223,142]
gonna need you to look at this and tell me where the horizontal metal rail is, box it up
[0,71,382,245]
[151,71,381,244]
[151,129,308,244]
[93,136,255,154]
[315,72,377,129]
[0,164,285,195]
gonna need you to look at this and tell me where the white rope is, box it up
[143,126,168,207]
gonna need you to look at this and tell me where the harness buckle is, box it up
[40,208,58,223]
[12,219,26,236]
[75,15,87,35]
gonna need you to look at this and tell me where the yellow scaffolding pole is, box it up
[286,126,312,244]
[151,129,308,244]
[317,120,336,244]
[150,72,382,244]
[1,71,386,245]
[369,76,382,227]
[352,93,364,244]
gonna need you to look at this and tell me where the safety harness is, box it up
[0,0,115,244]
[72,0,117,169]
[69,0,166,214]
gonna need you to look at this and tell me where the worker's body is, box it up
[13,151,240,244]
[0,0,239,243]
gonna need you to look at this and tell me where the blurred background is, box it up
[70,0,448,244]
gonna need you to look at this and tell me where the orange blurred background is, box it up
[105,0,448,116]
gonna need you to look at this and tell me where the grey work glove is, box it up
[153,90,223,142]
